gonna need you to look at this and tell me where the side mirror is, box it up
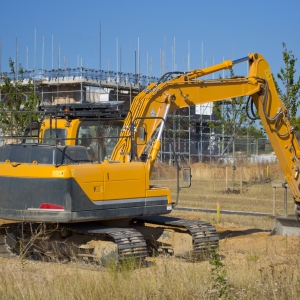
[182,167,192,187]
[139,126,146,142]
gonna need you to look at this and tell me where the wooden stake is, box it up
[240,167,243,193]
[217,202,221,223]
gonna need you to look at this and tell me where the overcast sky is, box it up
[1,0,300,80]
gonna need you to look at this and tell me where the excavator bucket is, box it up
[270,214,300,236]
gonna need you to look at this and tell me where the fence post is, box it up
[272,184,276,217]
[225,167,228,191]
[216,202,221,223]
[240,167,243,193]
[256,138,258,156]
[272,182,288,216]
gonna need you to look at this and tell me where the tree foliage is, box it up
[0,59,40,135]
[274,43,300,130]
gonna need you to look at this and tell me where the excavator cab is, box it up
[38,102,126,162]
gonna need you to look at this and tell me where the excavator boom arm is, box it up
[111,53,300,202]
[111,57,252,161]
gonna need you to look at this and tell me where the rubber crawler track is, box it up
[62,223,148,262]
[133,216,219,253]
[0,223,148,264]
[0,217,219,261]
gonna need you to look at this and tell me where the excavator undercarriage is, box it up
[0,217,219,266]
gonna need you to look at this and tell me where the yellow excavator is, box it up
[0,52,298,265]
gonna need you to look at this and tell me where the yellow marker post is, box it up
[266,166,269,179]
[216,202,221,223]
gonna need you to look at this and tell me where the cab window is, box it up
[42,129,67,145]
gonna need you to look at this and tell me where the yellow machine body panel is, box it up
[0,162,71,178]
[101,162,146,200]
[70,162,149,201]
[0,143,171,222]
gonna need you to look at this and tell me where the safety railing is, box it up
[1,67,159,87]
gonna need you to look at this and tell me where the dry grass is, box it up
[151,161,284,182]
[0,257,213,299]
[157,178,295,215]
[152,161,294,215]
[1,236,300,300]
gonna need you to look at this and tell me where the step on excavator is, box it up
[0,52,299,265]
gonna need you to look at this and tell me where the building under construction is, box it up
[0,67,248,163]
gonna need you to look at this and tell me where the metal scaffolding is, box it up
[0,67,271,163]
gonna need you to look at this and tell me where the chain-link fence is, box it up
[159,135,276,165]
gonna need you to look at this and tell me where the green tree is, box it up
[274,43,300,131]
[0,58,40,136]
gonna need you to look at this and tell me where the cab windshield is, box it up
[76,120,123,161]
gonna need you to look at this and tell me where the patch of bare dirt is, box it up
[216,225,300,267]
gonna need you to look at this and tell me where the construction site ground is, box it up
[1,175,300,299]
